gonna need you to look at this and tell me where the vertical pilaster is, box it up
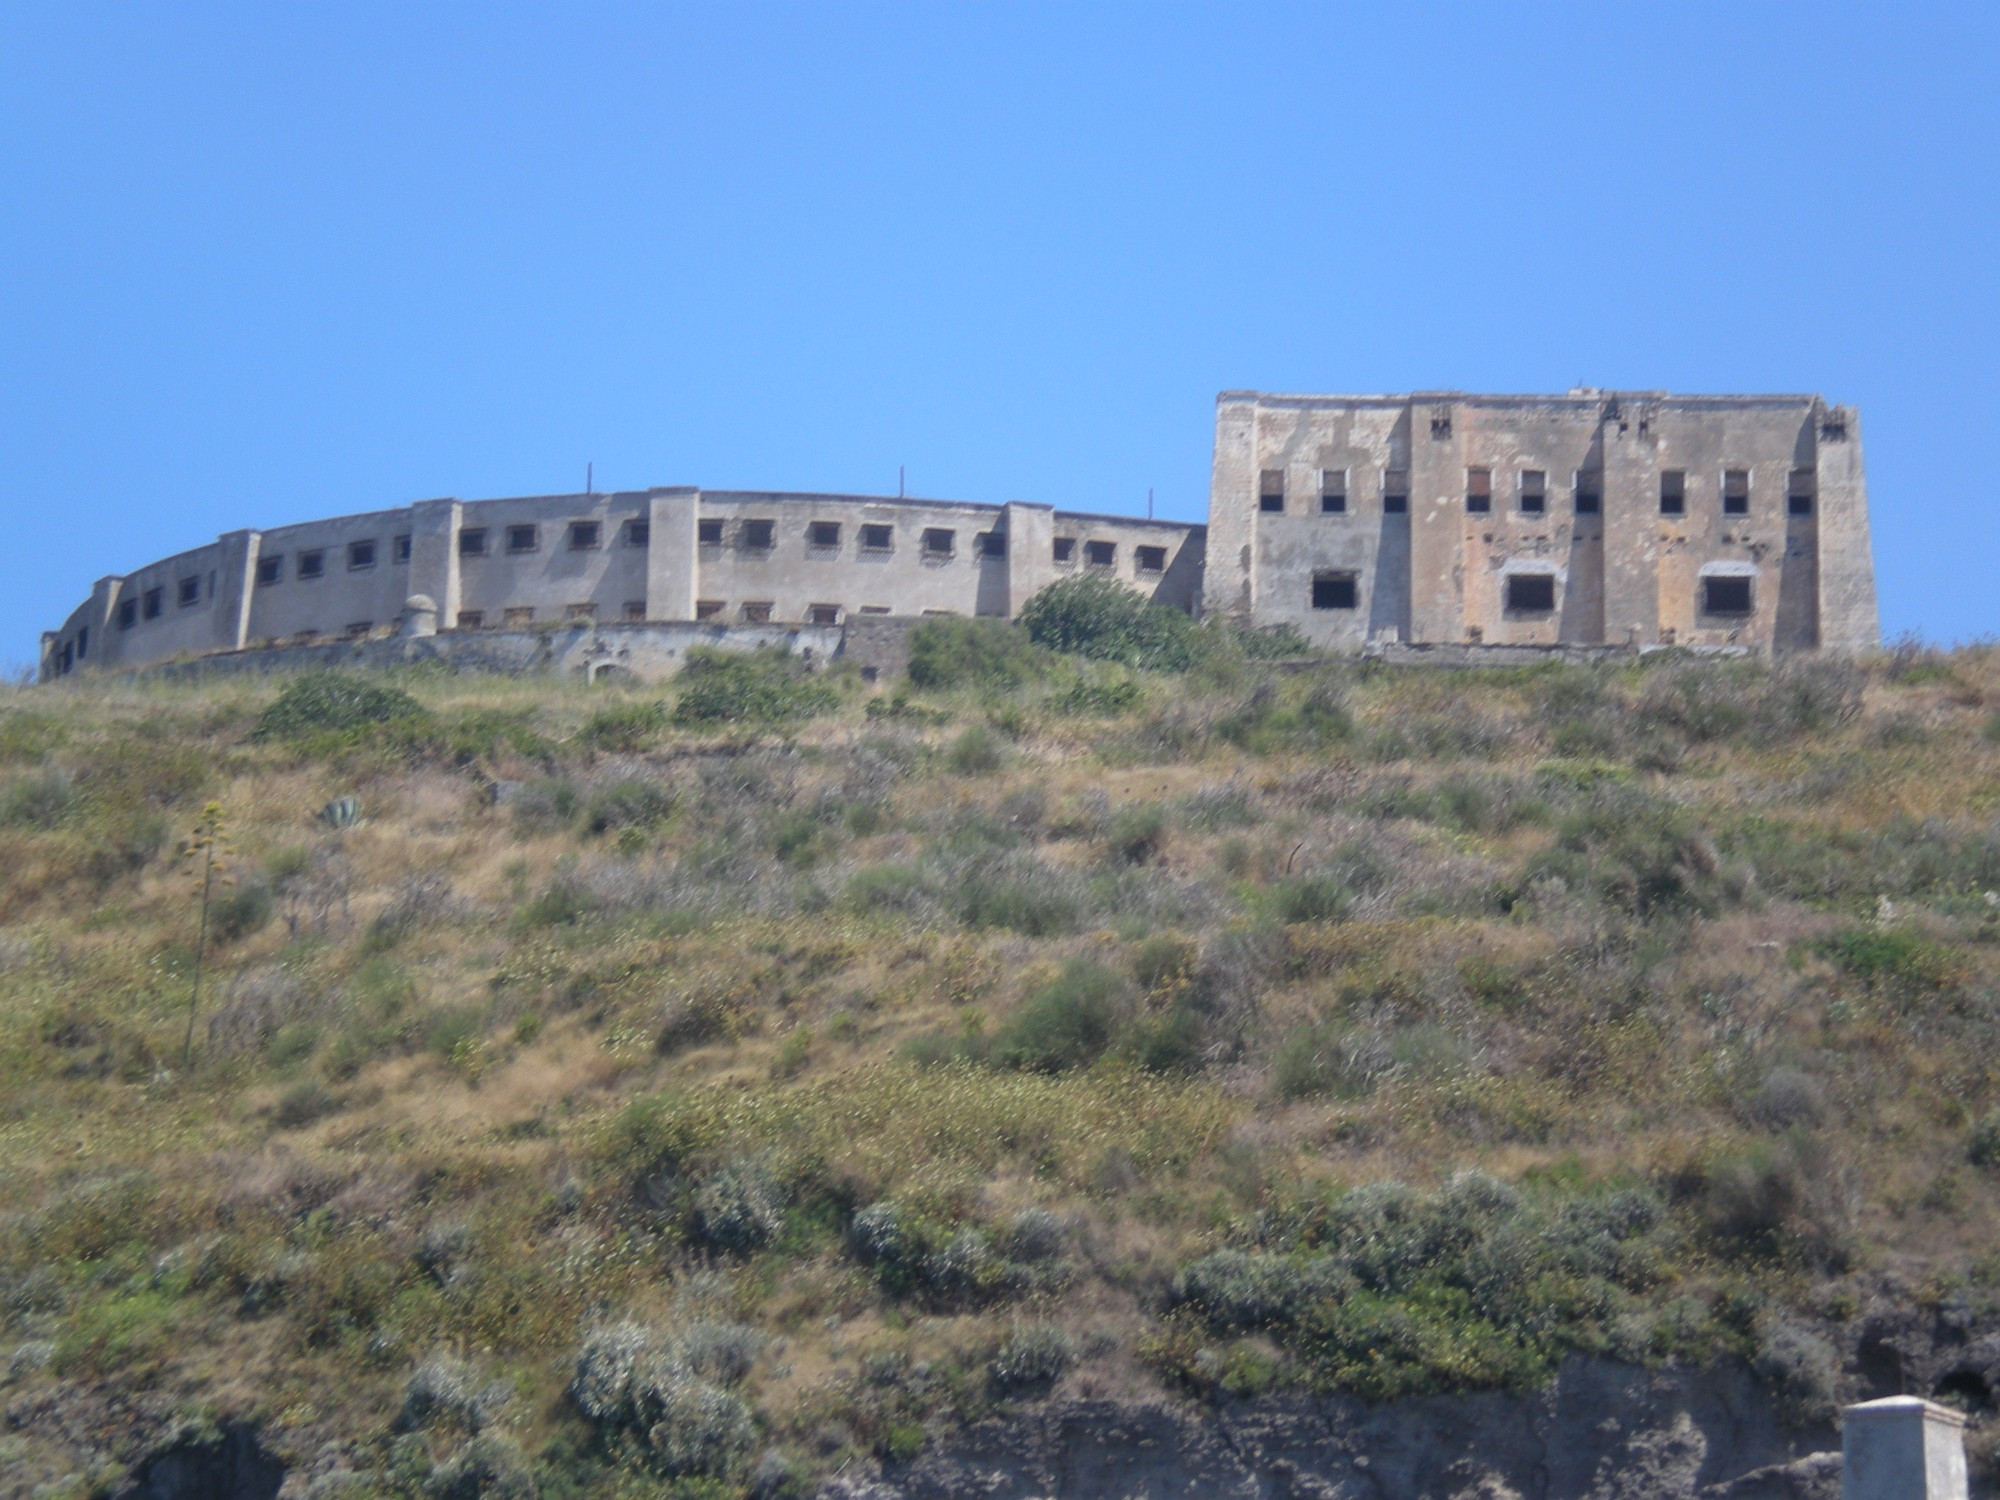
[408,500,462,626]
[1003,501,1054,616]
[214,530,259,652]
[1601,402,1662,646]
[1406,396,1465,643]
[1204,396,1258,624]
[1814,404,1879,654]
[646,488,699,622]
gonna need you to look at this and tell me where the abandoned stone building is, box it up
[38,490,1204,678]
[1206,389,1877,654]
[38,388,1878,680]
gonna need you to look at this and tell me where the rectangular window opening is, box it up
[1519,470,1546,513]
[566,603,597,621]
[1506,574,1556,613]
[742,519,775,550]
[143,586,164,619]
[1311,572,1358,610]
[256,556,284,586]
[1083,539,1116,568]
[459,528,487,557]
[1723,469,1750,515]
[1319,470,1346,514]
[1053,536,1076,563]
[1135,545,1167,574]
[976,530,1007,559]
[568,521,601,550]
[740,601,774,623]
[807,520,841,549]
[393,533,412,563]
[1575,473,1602,515]
[76,627,87,660]
[859,605,892,615]
[623,601,646,622]
[1702,576,1754,615]
[1788,470,1816,517]
[504,607,535,627]
[1259,469,1285,513]
[859,523,893,552]
[348,540,376,571]
[456,611,484,631]
[297,550,325,579]
[921,528,955,558]
[506,524,539,553]
[697,519,724,546]
[117,599,138,630]
[1466,468,1492,513]
[626,519,650,548]
[1383,469,1409,514]
[177,577,201,607]
[695,599,725,620]
[1660,471,1686,516]
[806,603,842,624]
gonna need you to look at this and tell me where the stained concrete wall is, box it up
[1206,390,1878,654]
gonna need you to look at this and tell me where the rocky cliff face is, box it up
[822,1357,1841,1500]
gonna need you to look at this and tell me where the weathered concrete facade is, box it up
[41,490,1204,679]
[1204,390,1878,654]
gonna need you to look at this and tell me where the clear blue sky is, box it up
[3,2,1995,663]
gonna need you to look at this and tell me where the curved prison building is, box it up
[39,489,1204,679]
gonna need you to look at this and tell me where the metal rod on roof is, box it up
[1148,487,1154,519]
[899,465,905,499]
[586,461,593,495]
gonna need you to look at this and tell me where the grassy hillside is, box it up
[1,620,1998,1496]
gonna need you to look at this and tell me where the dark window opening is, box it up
[1312,572,1358,610]
[1430,409,1452,438]
[1788,470,1815,516]
[1258,469,1285,513]
[860,523,893,552]
[1575,474,1602,515]
[697,519,723,545]
[1702,576,1754,615]
[59,644,71,673]
[1136,545,1166,574]
[1659,471,1685,516]
[298,550,324,579]
[859,605,892,615]
[459,528,487,556]
[1506,573,1556,612]
[76,627,87,660]
[348,540,376,570]
[504,607,534,627]
[256,556,283,586]
[807,520,841,548]
[807,603,841,624]
[741,601,773,623]
[506,524,539,553]
[1520,470,1546,513]
[742,519,775,550]
[1466,468,1492,513]
[1383,469,1409,514]
[1083,540,1116,567]
[143,587,164,619]
[1723,469,1750,516]
[1320,470,1346,514]
[177,577,200,609]
[566,603,597,621]
[117,599,138,630]
[457,610,484,630]
[626,519,650,548]
[393,533,412,563]
[623,601,646,621]
[568,521,601,550]
[976,530,1007,558]
[1820,416,1848,441]
[1053,536,1076,562]
[921,528,955,557]
[695,599,724,620]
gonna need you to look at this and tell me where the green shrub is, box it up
[1818,927,1958,998]
[208,879,273,942]
[1967,1113,2000,1170]
[906,617,1047,690]
[1046,675,1144,716]
[251,672,429,741]
[992,959,1133,1072]
[673,649,837,726]
[1271,1022,1391,1101]
[0,769,75,829]
[989,1324,1076,1390]
[580,777,675,836]
[579,699,672,751]
[1107,805,1169,864]
[1270,875,1352,925]
[1131,933,1198,993]
[692,1159,786,1253]
[1018,575,1203,672]
[947,725,1007,774]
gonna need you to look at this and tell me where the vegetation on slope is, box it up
[0,607,1997,1493]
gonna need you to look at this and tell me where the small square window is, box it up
[1320,470,1346,514]
[807,521,841,549]
[1466,468,1492,513]
[806,603,841,624]
[741,601,774,623]
[568,521,601,550]
[860,523,893,552]
[504,607,535,627]
[348,539,376,571]
[695,599,725,620]
[143,586,164,618]
[256,556,283,586]
[1135,545,1167,574]
[1053,537,1076,562]
[1383,469,1409,514]
[1723,469,1750,516]
[1311,572,1358,610]
[1788,469,1815,517]
[1660,471,1686,516]
[298,550,325,579]
[1575,474,1602,515]
[624,601,646,622]
[117,598,138,630]
[859,605,892,615]
[741,519,775,550]
[1259,469,1285,513]
[392,533,412,563]
[976,530,1007,559]
[626,519,651,548]
[506,524,539,553]
[1519,471,1545,513]
[459,528,487,557]
[178,577,201,607]
[1506,573,1556,612]
[698,519,724,546]
[1083,540,1116,568]
[565,603,597,621]
[456,610,484,630]
[921,528,955,558]
[1702,576,1753,615]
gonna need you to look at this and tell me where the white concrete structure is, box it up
[1842,1396,1968,1500]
